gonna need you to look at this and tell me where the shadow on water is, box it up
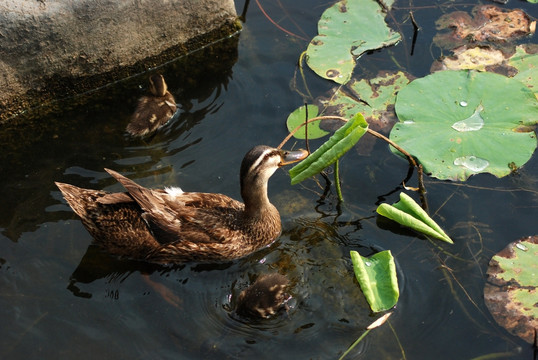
[0,34,239,243]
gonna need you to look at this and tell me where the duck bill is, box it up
[279,149,309,166]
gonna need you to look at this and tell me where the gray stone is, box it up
[0,0,239,122]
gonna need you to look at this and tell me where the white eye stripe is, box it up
[247,148,278,175]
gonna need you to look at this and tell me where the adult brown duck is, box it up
[55,145,308,264]
[126,74,177,137]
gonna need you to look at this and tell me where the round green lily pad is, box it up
[305,0,400,85]
[484,235,538,344]
[286,104,328,139]
[391,70,538,181]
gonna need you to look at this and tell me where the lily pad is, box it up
[377,192,453,244]
[484,235,538,344]
[317,71,413,154]
[305,0,401,85]
[286,104,329,140]
[289,112,368,184]
[509,45,538,97]
[432,46,506,72]
[350,250,399,313]
[391,70,538,181]
[434,5,536,49]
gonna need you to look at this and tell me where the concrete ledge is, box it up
[0,0,240,122]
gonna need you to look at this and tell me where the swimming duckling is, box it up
[55,145,308,263]
[126,74,176,137]
[236,273,291,318]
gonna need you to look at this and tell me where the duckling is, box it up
[55,145,308,264]
[236,273,291,319]
[126,74,177,137]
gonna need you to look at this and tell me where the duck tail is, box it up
[104,168,142,194]
[55,182,93,219]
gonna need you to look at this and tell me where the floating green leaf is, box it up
[508,45,538,97]
[377,192,453,243]
[350,250,399,313]
[484,235,538,344]
[391,70,538,181]
[289,113,368,184]
[306,0,401,85]
[286,104,328,140]
[318,71,413,129]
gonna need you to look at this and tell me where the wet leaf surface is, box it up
[391,70,538,181]
[484,235,538,344]
[350,250,399,313]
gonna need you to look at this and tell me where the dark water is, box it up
[1,0,537,359]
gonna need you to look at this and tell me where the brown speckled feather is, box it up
[55,182,161,259]
[126,74,176,137]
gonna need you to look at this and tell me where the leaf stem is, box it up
[298,51,313,100]
[339,329,371,360]
[334,159,344,202]
[280,114,426,195]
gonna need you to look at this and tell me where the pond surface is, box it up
[1,0,537,359]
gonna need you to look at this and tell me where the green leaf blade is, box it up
[350,250,399,313]
[377,195,453,244]
[393,193,453,243]
[289,113,368,184]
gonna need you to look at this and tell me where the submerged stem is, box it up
[339,329,371,360]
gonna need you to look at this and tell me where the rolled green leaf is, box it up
[394,193,452,243]
[350,250,399,313]
[377,194,453,244]
[289,113,368,184]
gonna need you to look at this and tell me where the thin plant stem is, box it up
[387,319,406,360]
[338,328,371,360]
[298,51,313,100]
[334,159,344,202]
[254,0,308,41]
[279,114,427,198]
[279,115,424,190]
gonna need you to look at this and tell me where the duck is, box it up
[236,273,291,318]
[126,74,177,137]
[55,145,308,264]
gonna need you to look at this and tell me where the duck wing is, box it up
[104,169,244,245]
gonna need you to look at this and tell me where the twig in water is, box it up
[304,102,310,154]
[410,11,420,56]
